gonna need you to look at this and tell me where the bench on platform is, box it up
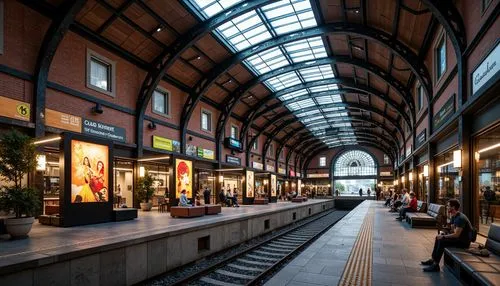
[45,205,60,215]
[254,198,269,205]
[170,206,205,218]
[205,204,221,215]
[405,203,445,228]
[113,208,138,221]
[38,215,62,226]
[292,197,304,203]
[444,223,500,286]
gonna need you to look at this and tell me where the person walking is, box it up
[203,187,211,205]
[367,188,371,197]
[359,188,363,196]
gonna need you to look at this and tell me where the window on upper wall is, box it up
[86,49,115,97]
[417,85,424,111]
[152,89,170,116]
[279,149,284,160]
[482,0,493,13]
[201,109,212,132]
[384,154,390,165]
[268,143,274,157]
[319,156,326,167]
[252,139,258,150]
[0,0,4,55]
[230,125,238,139]
[435,34,446,81]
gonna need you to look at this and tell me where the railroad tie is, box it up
[339,206,374,286]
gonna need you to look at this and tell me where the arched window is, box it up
[334,150,377,176]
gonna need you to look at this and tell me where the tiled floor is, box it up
[0,200,329,268]
[266,201,478,286]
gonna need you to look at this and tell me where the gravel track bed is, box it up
[145,210,340,286]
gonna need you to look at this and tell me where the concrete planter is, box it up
[5,216,34,238]
[140,202,153,211]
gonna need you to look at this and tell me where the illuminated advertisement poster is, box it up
[246,170,254,198]
[71,140,109,203]
[297,179,302,196]
[271,174,277,197]
[175,159,192,198]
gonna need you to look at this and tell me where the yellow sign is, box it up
[0,96,30,121]
[45,109,82,133]
[153,136,173,151]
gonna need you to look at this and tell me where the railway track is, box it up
[170,210,348,286]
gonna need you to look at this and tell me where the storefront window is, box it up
[141,162,169,207]
[475,125,500,235]
[196,169,216,204]
[417,164,429,202]
[222,172,243,203]
[435,150,460,205]
[114,160,134,208]
[39,150,60,215]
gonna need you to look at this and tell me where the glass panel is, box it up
[231,126,238,139]
[262,0,317,35]
[284,37,327,63]
[90,58,109,91]
[299,65,335,82]
[319,156,326,167]
[114,160,134,208]
[475,124,500,236]
[153,90,166,114]
[244,47,288,75]
[190,0,244,19]
[435,150,460,205]
[216,10,272,51]
[202,112,209,130]
[264,71,301,91]
[335,179,376,196]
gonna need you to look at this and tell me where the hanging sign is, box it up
[266,164,275,172]
[0,96,30,122]
[472,41,500,95]
[45,108,82,133]
[82,118,126,142]
[380,171,393,177]
[278,168,286,175]
[224,137,243,152]
[307,173,329,178]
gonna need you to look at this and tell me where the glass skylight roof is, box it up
[189,0,244,19]
[186,0,358,148]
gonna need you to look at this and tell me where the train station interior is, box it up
[0,0,499,285]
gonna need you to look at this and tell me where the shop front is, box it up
[304,173,330,198]
[435,148,461,206]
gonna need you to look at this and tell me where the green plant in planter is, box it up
[135,172,155,203]
[0,130,40,218]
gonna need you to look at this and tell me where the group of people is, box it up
[218,186,240,207]
[385,188,474,272]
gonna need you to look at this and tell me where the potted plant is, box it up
[135,171,154,211]
[0,130,40,238]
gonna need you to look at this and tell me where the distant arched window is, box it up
[334,150,377,176]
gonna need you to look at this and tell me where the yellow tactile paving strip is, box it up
[339,206,374,286]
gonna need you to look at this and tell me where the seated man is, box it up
[396,192,417,220]
[178,189,192,207]
[421,199,472,272]
[391,189,409,212]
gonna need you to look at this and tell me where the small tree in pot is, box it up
[135,171,154,211]
[0,130,40,238]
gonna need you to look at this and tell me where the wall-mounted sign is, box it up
[224,137,243,152]
[472,41,499,95]
[186,144,197,156]
[266,164,275,172]
[416,129,427,149]
[46,108,82,133]
[289,170,295,177]
[297,172,301,178]
[297,179,302,195]
[172,140,180,153]
[307,173,329,178]
[203,149,214,160]
[380,171,393,177]
[252,161,263,170]
[406,145,412,158]
[278,168,286,175]
[433,95,455,130]
[0,96,30,122]
[226,155,241,165]
[152,135,172,151]
[83,118,126,142]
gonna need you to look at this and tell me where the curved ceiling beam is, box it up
[134,0,276,156]
[239,77,408,145]
[183,22,432,154]
[215,56,415,156]
[33,0,87,137]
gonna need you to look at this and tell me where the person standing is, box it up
[421,199,472,272]
[232,188,240,207]
[203,187,211,205]
[219,188,226,207]
[367,188,371,197]
[359,188,363,197]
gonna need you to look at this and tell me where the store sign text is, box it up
[307,173,329,178]
[83,119,126,142]
[226,155,241,165]
[0,96,30,122]
[473,41,499,95]
[252,161,263,170]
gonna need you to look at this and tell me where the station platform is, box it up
[265,200,483,286]
[0,199,333,285]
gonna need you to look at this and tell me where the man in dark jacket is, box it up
[203,187,211,205]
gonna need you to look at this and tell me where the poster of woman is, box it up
[175,159,192,198]
[271,174,277,196]
[71,140,109,203]
[246,170,254,198]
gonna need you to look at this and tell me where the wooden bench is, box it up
[113,208,138,221]
[205,204,221,215]
[170,206,205,218]
[45,205,60,215]
[405,203,445,228]
[292,196,304,203]
[254,198,269,205]
[444,223,500,286]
